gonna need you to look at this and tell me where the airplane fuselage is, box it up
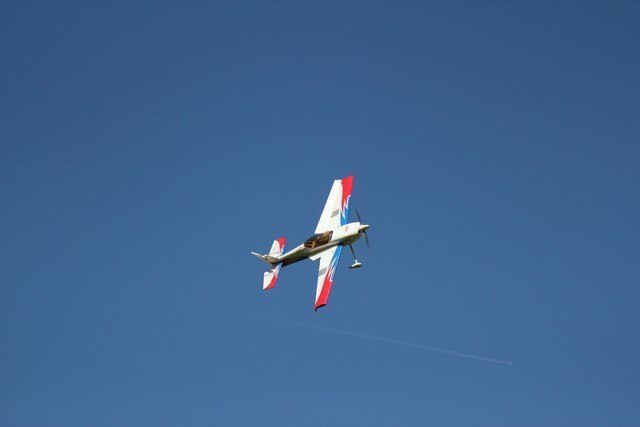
[279,222,369,267]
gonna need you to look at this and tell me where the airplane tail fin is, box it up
[251,237,286,290]
[263,264,282,290]
[268,237,286,257]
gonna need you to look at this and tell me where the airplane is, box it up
[251,175,370,311]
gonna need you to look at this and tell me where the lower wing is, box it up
[314,245,343,311]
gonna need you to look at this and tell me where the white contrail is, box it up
[281,319,512,366]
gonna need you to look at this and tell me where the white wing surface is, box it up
[314,245,343,311]
[314,175,354,234]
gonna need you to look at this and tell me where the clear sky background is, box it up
[2,1,639,426]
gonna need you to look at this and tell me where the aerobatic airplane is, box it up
[251,175,370,311]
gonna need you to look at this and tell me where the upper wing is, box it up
[314,245,343,311]
[314,175,354,233]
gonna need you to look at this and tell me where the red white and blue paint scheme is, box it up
[251,175,370,311]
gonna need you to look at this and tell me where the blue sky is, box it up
[1,1,639,426]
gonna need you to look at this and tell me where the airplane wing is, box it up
[314,175,354,234]
[314,245,343,311]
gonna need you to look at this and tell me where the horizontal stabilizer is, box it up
[263,264,281,290]
[254,237,287,290]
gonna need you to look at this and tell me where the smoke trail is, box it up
[281,319,512,366]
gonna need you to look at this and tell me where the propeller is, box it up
[356,209,370,247]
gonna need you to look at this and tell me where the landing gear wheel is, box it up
[349,261,362,269]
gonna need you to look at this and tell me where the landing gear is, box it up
[348,245,362,269]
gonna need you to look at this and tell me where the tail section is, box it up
[269,237,286,257]
[252,237,286,290]
[263,264,281,290]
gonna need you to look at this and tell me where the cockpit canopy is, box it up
[303,231,333,249]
